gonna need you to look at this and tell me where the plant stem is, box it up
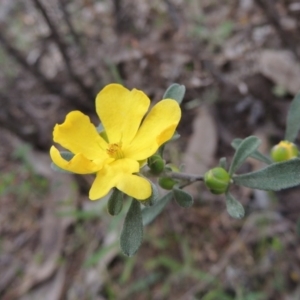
[162,171,204,183]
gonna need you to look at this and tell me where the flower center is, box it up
[106,143,124,159]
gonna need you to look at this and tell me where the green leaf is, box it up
[120,199,143,256]
[173,188,193,208]
[219,157,227,169]
[141,181,160,207]
[157,131,181,156]
[107,188,123,215]
[285,93,300,142]
[229,136,261,175]
[50,151,74,173]
[96,123,109,142]
[225,192,245,219]
[170,131,181,141]
[96,123,104,133]
[142,192,173,226]
[231,138,272,165]
[163,83,186,104]
[233,158,300,191]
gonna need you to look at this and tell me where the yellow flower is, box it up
[50,84,181,200]
[270,140,298,162]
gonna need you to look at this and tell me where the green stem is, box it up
[141,166,204,186]
[162,171,204,182]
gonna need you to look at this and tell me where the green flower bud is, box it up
[158,177,177,190]
[204,167,230,195]
[148,154,165,175]
[271,141,298,162]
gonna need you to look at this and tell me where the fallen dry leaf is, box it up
[259,50,300,94]
[182,106,218,197]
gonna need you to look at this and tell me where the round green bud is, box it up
[204,167,230,195]
[270,141,298,162]
[158,177,177,190]
[148,155,165,175]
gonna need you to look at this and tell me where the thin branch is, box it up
[58,0,83,52]
[0,30,60,95]
[162,171,204,183]
[179,212,290,299]
[0,29,93,111]
[58,0,102,84]
[32,0,95,100]
[142,165,204,185]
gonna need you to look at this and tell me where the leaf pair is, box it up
[223,136,262,219]
[142,187,193,223]
[227,134,300,218]
[120,187,193,256]
[163,83,186,104]
[231,135,300,190]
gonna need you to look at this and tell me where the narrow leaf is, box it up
[96,123,109,142]
[120,199,143,256]
[142,192,173,226]
[170,131,181,141]
[163,83,186,104]
[141,181,159,207]
[225,192,245,219]
[229,136,261,175]
[107,188,123,215]
[233,158,300,191]
[158,132,181,156]
[219,157,227,169]
[96,123,104,133]
[231,138,272,165]
[173,188,194,208]
[285,93,300,142]
[51,151,74,173]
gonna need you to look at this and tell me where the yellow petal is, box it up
[117,174,151,200]
[96,84,150,145]
[89,158,150,200]
[53,111,108,160]
[125,99,181,160]
[50,146,101,174]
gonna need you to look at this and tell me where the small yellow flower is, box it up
[50,84,181,200]
[271,140,298,162]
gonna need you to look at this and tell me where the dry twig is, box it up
[179,211,292,299]
[32,0,95,100]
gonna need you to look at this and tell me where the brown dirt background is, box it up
[1,0,300,299]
